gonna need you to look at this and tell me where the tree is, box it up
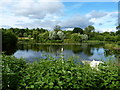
[54,25,61,32]
[49,30,59,40]
[23,33,27,37]
[70,33,82,42]
[57,31,65,40]
[116,30,120,35]
[73,27,83,34]
[84,25,95,33]
[103,32,110,35]
[116,24,120,30]
[38,31,49,43]
[2,31,18,51]
[33,31,39,40]
[81,34,88,41]
[84,25,95,39]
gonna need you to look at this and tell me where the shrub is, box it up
[81,34,88,41]
[2,31,18,51]
[38,32,49,43]
[117,41,120,45]
[57,31,65,40]
[70,33,82,43]
[63,39,73,43]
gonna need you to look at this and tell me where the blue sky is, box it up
[0,0,118,32]
[64,2,117,14]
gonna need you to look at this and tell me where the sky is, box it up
[0,0,119,32]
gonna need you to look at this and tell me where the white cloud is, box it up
[12,0,64,19]
[90,11,118,32]
[0,14,33,28]
[96,28,117,32]
[0,0,63,29]
[87,10,108,18]
[63,28,74,31]
[15,14,61,29]
[59,15,94,28]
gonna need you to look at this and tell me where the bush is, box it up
[2,55,120,89]
[117,41,120,45]
[81,34,88,41]
[2,31,18,51]
[38,32,49,43]
[70,33,82,43]
[63,39,73,43]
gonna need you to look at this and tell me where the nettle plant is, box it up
[2,55,120,89]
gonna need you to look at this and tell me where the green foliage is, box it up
[49,30,65,40]
[63,39,73,43]
[73,27,83,34]
[33,31,39,40]
[2,55,120,89]
[38,31,49,43]
[116,24,120,30]
[23,33,27,37]
[2,31,18,51]
[117,41,120,45]
[49,30,59,40]
[2,55,27,89]
[70,33,82,42]
[84,25,95,33]
[57,31,65,40]
[94,35,104,41]
[81,34,88,41]
[47,40,63,43]
[84,25,95,39]
[54,25,61,32]
[1,25,120,44]
[116,30,120,35]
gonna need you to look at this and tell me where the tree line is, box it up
[1,25,120,45]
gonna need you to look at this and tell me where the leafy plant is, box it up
[2,55,120,89]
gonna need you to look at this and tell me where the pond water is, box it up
[5,43,119,62]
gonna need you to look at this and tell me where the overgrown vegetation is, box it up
[2,55,120,89]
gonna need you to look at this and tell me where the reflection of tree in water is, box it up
[17,44,90,56]
[104,49,113,57]
[48,45,63,55]
[71,45,82,54]
[18,44,63,55]
[65,44,93,56]
[104,49,120,58]
[82,45,93,56]
[16,43,120,59]
[4,45,17,55]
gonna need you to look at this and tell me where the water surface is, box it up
[7,43,118,62]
